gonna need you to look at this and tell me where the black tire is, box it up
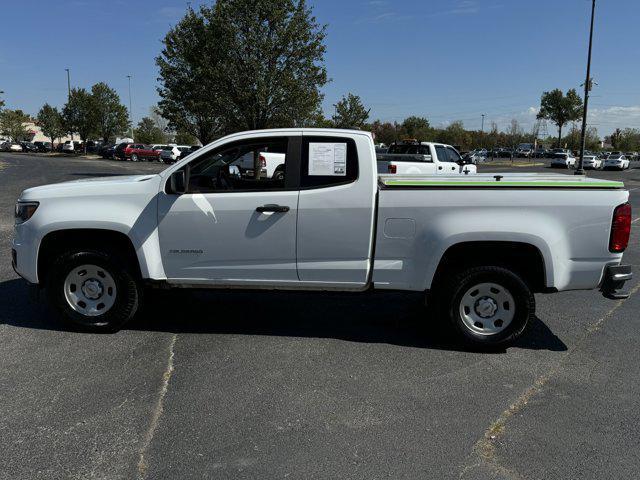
[439,266,534,349]
[274,168,285,181]
[46,250,140,332]
[131,153,138,162]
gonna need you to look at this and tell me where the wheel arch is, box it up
[37,229,142,284]
[430,241,550,293]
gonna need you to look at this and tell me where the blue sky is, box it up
[1,0,639,136]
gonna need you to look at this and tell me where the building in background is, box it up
[23,121,75,145]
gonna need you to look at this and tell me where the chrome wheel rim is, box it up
[459,282,515,336]
[63,264,117,317]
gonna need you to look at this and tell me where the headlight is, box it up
[15,201,39,224]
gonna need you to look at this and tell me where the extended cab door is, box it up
[296,133,377,287]
[157,134,301,284]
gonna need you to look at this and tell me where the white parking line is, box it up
[633,218,640,224]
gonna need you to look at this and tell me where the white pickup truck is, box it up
[377,141,476,175]
[12,129,633,348]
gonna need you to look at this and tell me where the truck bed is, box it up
[373,173,628,292]
[378,173,625,190]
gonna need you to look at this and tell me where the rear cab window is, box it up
[300,136,359,189]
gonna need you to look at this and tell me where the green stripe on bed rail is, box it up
[383,180,625,188]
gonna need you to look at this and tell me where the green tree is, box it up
[37,104,65,147]
[370,120,398,145]
[175,130,198,145]
[157,0,328,143]
[400,116,430,141]
[62,88,96,150]
[332,93,370,129]
[563,122,581,150]
[0,109,30,141]
[436,120,470,149]
[585,126,601,151]
[300,108,333,128]
[150,107,171,141]
[91,82,130,143]
[507,119,524,148]
[486,122,499,149]
[614,128,640,151]
[537,88,583,147]
[609,128,622,149]
[134,117,167,144]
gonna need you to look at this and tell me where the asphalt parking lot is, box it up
[1,152,639,480]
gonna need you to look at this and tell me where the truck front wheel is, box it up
[46,250,141,332]
[441,266,534,348]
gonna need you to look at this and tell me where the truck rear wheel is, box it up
[441,266,534,348]
[46,250,140,332]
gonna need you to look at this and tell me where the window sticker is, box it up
[308,143,347,176]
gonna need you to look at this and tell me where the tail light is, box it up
[388,164,397,174]
[609,203,632,253]
[259,154,266,167]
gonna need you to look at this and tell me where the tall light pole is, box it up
[65,68,74,141]
[65,68,71,99]
[576,0,596,176]
[127,75,133,140]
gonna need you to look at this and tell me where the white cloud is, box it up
[587,105,640,134]
[487,105,640,136]
[428,0,481,17]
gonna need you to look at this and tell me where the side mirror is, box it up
[423,155,433,162]
[170,170,186,194]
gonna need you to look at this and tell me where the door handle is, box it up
[256,204,290,213]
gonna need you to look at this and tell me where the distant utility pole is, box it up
[576,0,596,176]
[127,75,133,140]
[65,68,73,141]
[481,114,485,147]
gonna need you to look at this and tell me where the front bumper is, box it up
[601,265,633,299]
[12,224,39,284]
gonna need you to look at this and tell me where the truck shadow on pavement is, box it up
[0,279,567,353]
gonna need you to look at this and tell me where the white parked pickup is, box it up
[377,141,476,175]
[12,129,633,348]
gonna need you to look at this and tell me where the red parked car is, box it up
[124,144,161,162]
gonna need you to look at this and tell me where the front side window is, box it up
[435,146,450,162]
[446,147,462,163]
[185,137,289,193]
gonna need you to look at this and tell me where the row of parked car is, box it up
[0,139,105,154]
[0,140,54,153]
[550,151,633,170]
[462,146,638,166]
[0,138,201,164]
[100,143,200,163]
